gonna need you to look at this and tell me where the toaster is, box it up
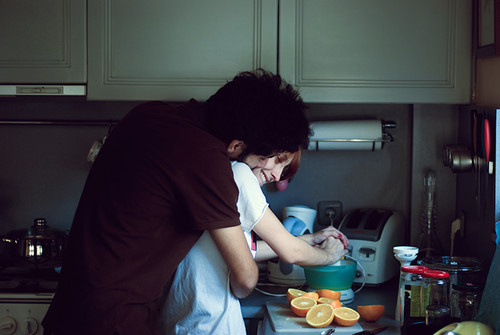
[339,208,404,285]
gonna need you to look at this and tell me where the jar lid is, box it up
[422,269,450,278]
[401,265,428,273]
[417,256,483,273]
[452,282,481,291]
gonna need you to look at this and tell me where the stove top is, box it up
[0,265,59,293]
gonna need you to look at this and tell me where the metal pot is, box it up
[0,218,68,268]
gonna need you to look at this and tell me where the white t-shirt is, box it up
[161,161,268,335]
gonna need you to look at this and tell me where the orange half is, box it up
[290,296,317,317]
[357,304,385,322]
[333,307,360,327]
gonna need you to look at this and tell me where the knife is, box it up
[352,326,388,335]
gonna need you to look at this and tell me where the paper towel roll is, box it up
[308,120,383,151]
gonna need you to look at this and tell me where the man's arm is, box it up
[210,225,259,298]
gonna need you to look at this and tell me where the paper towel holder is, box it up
[308,120,395,151]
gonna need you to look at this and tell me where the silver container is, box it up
[0,218,67,268]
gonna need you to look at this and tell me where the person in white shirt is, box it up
[161,151,348,335]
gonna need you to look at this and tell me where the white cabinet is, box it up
[279,0,472,103]
[0,0,86,84]
[87,0,277,101]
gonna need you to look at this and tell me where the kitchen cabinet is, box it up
[87,0,277,101]
[87,0,471,102]
[0,0,86,85]
[279,0,472,103]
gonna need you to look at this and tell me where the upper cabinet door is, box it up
[0,0,86,84]
[88,0,278,101]
[279,0,472,103]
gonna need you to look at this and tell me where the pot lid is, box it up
[6,218,66,239]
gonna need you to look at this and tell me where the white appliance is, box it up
[0,293,52,334]
[267,206,316,285]
[0,266,58,335]
[339,209,404,285]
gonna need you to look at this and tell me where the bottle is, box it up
[398,265,428,325]
[450,282,482,321]
[421,270,451,327]
[417,170,443,259]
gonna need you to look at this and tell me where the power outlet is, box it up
[317,201,343,227]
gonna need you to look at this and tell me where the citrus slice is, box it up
[316,289,341,301]
[302,291,319,301]
[290,296,317,317]
[286,288,307,303]
[305,303,335,328]
[357,304,385,322]
[333,307,360,327]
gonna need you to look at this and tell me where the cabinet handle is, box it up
[16,86,63,95]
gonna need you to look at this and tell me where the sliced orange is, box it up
[333,307,360,327]
[302,291,319,301]
[316,289,341,301]
[286,288,307,303]
[305,303,335,328]
[357,304,385,322]
[290,296,317,317]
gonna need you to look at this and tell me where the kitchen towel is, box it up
[308,120,383,151]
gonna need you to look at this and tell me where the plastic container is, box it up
[301,258,356,290]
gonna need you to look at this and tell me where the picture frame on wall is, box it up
[477,0,500,57]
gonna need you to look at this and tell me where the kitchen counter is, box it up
[241,278,402,335]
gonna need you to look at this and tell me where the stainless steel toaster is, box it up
[339,208,404,285]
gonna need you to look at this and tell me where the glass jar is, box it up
[397,265,428,325]
[421,269,450,326]
[450,282,482,321]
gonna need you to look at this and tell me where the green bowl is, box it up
[301,259,357,290]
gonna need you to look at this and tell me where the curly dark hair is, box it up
[205,69,311,156]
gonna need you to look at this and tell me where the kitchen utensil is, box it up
[264,302,363,334]
[352,326,388,335]
[393,246,419,267]
[320,329,335,335]
[301,257,356,291]
[0,218,68,268]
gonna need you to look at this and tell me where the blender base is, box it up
[340,288,355,304]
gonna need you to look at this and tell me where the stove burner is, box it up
[0,266,59,293]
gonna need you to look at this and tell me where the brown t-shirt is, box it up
[43,100,240,335]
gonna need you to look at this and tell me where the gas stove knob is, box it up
[0,316,16,335]
[20,317,38,335]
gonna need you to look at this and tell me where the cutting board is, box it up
[265,302,363,334]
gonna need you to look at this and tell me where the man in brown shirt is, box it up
[42,69,311,335]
